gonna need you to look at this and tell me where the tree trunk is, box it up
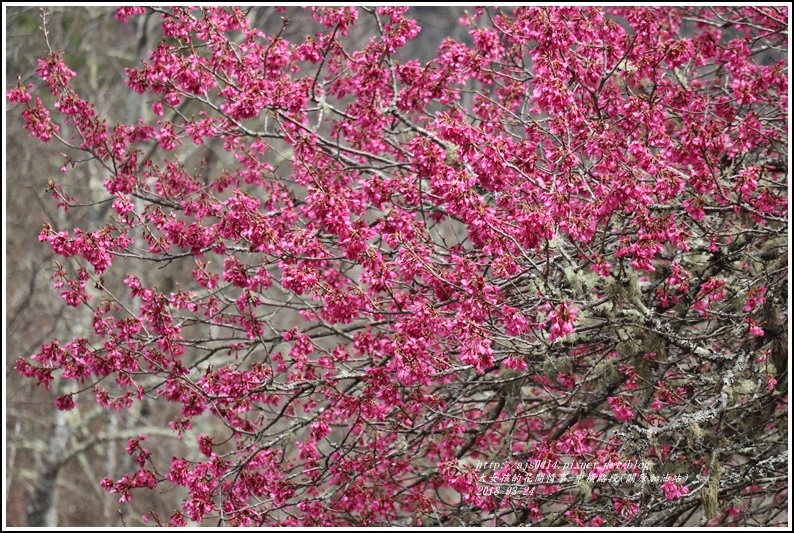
[26,407,71,526]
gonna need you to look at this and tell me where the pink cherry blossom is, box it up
[8,5,787,528]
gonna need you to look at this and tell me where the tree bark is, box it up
[26,407,72,527]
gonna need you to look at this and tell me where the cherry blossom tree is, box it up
[8,6,788,527]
